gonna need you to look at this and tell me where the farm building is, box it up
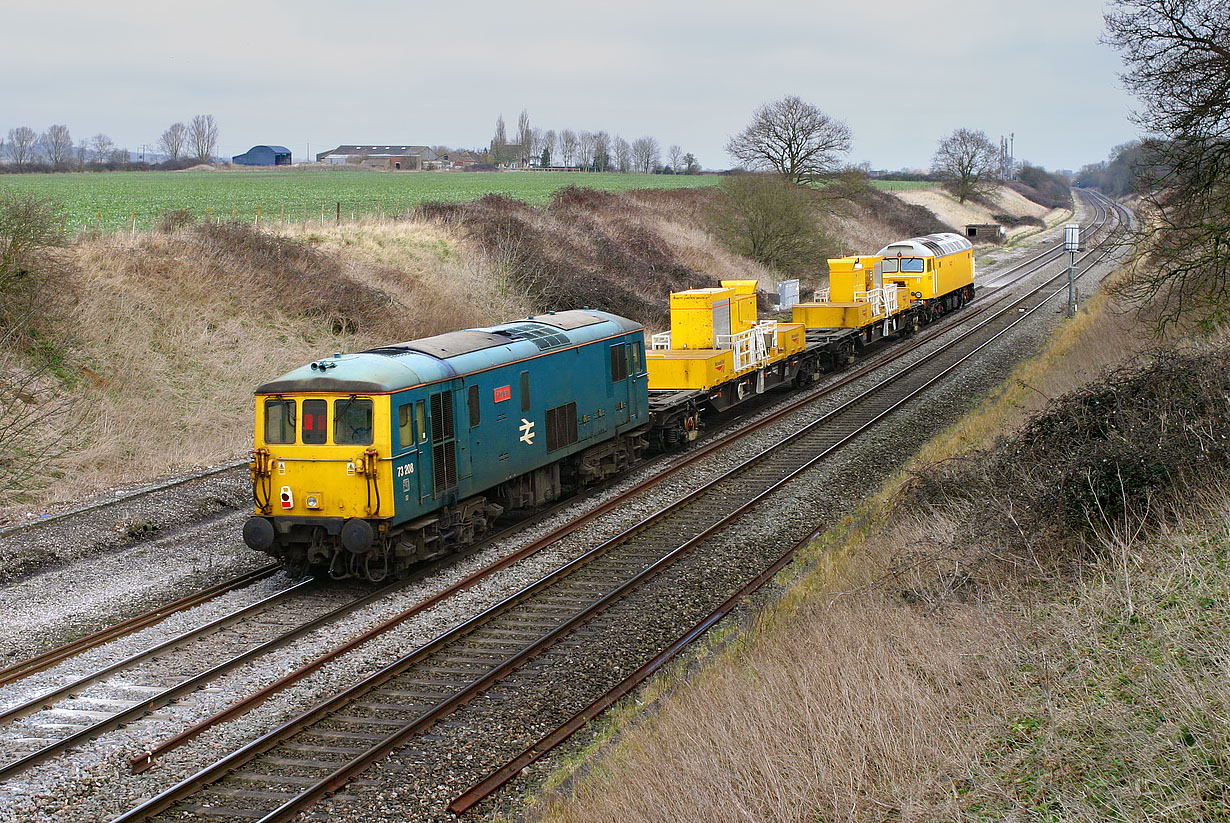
[232,145,292,166]
[315,145,440,170]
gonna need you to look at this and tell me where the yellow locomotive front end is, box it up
[245,391,395,576]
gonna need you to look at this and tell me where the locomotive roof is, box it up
[877,232,972,258]
[255,309,642,395]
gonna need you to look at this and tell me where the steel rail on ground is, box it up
[0,564,280,688]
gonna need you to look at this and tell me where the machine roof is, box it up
[877,232,972,258]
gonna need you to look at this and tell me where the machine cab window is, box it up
[302,399,327,444]
[264,398,296,444]
[900,258,925,273]
[398,404,414,450]
[881,258,899,274]
[334,397,373,445]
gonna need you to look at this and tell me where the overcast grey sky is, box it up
[1,0,1138,172]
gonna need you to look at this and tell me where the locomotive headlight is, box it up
[305,493,322,510]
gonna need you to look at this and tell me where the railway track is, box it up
[0,565,280,689]
[107,192,1129,823]
[0,578,398,783]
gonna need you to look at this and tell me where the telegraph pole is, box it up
[1064,223,1080,317]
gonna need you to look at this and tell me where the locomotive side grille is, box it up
[546,402,578,453]
[430,391,455,442]
[430,389,457,494]
[433,441,457,493]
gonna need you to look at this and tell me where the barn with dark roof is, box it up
[232,145,292,166]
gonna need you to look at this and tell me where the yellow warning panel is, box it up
[647,348,735,391]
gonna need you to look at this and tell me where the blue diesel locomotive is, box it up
[244,310,649,580]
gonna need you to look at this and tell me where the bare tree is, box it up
[931,128,999,203]
[614,136,632,173]
[529,127,544,165]
[516,110,532,164]
[90,134,114,164]
[710,173,834,274]
[682,152,699,174]
[577,131,597,171]
[559,129,578,167]
[726,96,852,183]
[542,130,557,165]
[667,144,683,174]
[491,114,508,164]
[6,127,36,165]
[0,193,72,504]
[40,124,73,166]
[1104,0,1230,330]
[158,122,186,161]
[592,131,612,171]
[187,115,219,162]
[631,136,660,174]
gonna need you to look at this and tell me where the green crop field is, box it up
[0,169,726,233]
[0,169,936,233]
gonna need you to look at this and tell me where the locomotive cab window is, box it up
[264,398,296,444]
[881,258,899,273]
[900,258,925,273]
[416,400,427,443]
[610,343,628,382]
[398,404,413,450]
[302,399,327,445]
[631,341,643,375]
[334,397,373,445]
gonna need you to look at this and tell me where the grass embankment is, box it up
[532,267,1230,821]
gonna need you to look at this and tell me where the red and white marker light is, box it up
[280,486,293,509]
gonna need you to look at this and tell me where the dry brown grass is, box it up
[537,545,1019,823]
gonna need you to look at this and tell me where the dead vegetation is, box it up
[418,188,725,328]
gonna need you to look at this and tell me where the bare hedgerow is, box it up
[892,343,1230,603]
[418,191,718,327]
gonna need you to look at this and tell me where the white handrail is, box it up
[651,331,672,350]
[853,286,898,317]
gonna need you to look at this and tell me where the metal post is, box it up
[1064,223,1080,317]
[1067,251,1077,317]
